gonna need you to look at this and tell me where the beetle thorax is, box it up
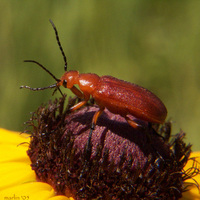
[78,73,100,95]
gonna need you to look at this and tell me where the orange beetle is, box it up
[21,20,167,144]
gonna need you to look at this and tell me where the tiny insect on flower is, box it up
[20,19,167,146]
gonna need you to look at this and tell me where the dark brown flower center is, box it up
[26,96,195,199]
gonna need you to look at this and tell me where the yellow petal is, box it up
[0,128,30,162]
[0,128,75,200]
[0,182,57,200]
[181,151,200,200]
[49,195,74,200]
[0,143,29,162]
[0,162,36,190]
[0,128,30,145]
[181,185,200,200]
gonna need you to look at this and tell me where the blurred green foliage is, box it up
[0,1,199,150]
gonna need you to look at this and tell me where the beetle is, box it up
[21,20,167,146]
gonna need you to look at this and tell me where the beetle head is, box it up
[58,71,79,89]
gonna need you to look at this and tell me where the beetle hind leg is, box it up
[125,116,143,129]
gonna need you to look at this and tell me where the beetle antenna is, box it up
[24,60,60,82]
[20,84,64,97]
[49,19,68,72]
[20,84,57,91]
[21,60,64,96]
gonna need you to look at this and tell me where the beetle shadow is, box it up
[68,108,169,159]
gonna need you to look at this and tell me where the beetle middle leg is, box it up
[86,107,105,152]
[79,107,104,179]
[69,100,88,112]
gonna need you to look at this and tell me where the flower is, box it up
[0,96,199,199]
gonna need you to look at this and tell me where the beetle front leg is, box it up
[70,85,84,99]
[69,86,89,112]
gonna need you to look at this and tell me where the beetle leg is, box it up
[69,100,88,112]
[88,108,104,142]
[70,85,84,99]
[125,116,142,129]
[92,107,105,127]
[79,108,104,179]
[86,108,105,154]
[69,86,90,112]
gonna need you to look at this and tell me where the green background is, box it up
[0,1,200,151]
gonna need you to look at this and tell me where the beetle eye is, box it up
[63,80,67,88]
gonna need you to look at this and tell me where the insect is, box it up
[21,20,167,147]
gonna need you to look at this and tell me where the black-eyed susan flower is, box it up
[0,96,199,199]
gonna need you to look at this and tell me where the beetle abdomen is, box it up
[93,76,167,124]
